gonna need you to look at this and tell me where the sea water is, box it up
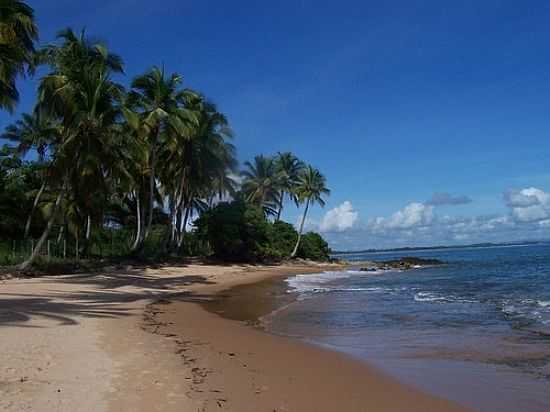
[270,244,550,411]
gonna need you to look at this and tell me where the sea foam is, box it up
[285,270,385,294]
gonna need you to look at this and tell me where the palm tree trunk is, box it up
[24,180,46,239]
[291,198,310,258]
[144,127,160,240]
[169,191,179,249]
[175,203,182,246]
[276,190,284,221]
[174,174,186,245]
[56,224,64,244]
[177,206,191,249]
[81,214,92,257]
[18,188,65,270]
[85,214,91,240]
[162,194,176,253]
[131,192,141,251]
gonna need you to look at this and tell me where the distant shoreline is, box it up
[332,240,546,256]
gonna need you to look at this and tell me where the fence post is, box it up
[63,238,66,259]
[47,240,50,261]
[76,237,79,261]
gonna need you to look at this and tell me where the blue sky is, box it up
[3,0,550,249]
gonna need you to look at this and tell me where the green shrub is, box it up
[193,200,331,262]
[194,200,271,261]
[297,232,331,261]
[266,221,298,259]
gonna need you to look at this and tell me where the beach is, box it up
[0,261,467,412]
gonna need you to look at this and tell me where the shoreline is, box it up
[150,264,468,412]
[0,261,468,411]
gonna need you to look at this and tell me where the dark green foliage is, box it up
[296,232,331,261]
[194,200,271,261]
[194,200,329,262]
[266,221,298,259]
[0,150,33,238]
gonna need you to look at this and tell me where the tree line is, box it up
[0,1,331,268]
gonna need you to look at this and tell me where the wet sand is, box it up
[152,269,469,411]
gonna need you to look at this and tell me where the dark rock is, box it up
[359,256,444,272]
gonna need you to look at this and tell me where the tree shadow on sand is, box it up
[0,267,216,328]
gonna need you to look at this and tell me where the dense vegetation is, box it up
[0,1,331,267]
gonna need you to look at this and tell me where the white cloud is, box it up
[319,201,359,232]
[504,187,550,223]
[317,187,550,251]
[370,202,434,230]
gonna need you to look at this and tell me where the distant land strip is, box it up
[331,240,546,255]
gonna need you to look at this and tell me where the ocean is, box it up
[268,243,550,411]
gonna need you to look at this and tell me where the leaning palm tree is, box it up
[274,151,304,221]
[18,29,126,269]
[125,66,197,244]
[241,155,280,216]
[0,0,38,112]
[291,166,330,258]
[1,111,60,238]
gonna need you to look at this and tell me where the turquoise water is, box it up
[271,244,550,411]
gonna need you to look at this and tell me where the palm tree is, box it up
[241,155,280,216]
[126,66,197,244]
[274,152,304,221]
[291,165,330,258]
[18,29,126,268]
[1,111,60,238]
[117,123,149,251]
[159,98,237,250]
[0,0,38,112]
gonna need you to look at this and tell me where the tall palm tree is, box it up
[159,98,237,250]
[241,155,280,216]
[18,29,126,268]
[0,0,38,112]
[291,165,330,258]
[117,121,149,251]
[274,151,304,221]
[126,66,197,244]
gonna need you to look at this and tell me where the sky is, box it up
[3,0,550,250]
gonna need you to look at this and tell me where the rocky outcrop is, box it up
[359,256,444,272]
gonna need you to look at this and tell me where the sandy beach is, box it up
[0,262,467,412]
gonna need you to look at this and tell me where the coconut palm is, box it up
[18,29,126,268]
[241,155,280,216]
[126,66,197,244]
[274,151,304,221]
[291,165,330,258]
[0,0,38,112]
[159,98,237,250]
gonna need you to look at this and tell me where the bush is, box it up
[297,232,331,261]
[194,200,331,262]
[194,200,271,261]
[266,221,298,259]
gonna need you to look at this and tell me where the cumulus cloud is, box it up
[319,201,359,232]
[370,202,433,230]
[318,186,550,251]
[426,192,472,206]
[504,187,550,223]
